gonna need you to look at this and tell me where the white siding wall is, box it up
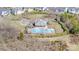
[2,11,8,16]
[16,10,25,14]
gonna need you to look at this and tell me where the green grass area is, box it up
[26,14,47,19]
[28,10,48,14]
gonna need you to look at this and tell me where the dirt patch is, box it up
[69,34,79,44]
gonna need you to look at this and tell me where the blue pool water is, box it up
[31,28,55,34]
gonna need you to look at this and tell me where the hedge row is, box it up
[29,10,48,14]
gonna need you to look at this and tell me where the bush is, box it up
[18,32,24,40]
[68,16,79,34]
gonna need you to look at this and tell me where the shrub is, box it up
[18,32,24,41]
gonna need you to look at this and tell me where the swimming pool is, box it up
[31,27,55,34]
